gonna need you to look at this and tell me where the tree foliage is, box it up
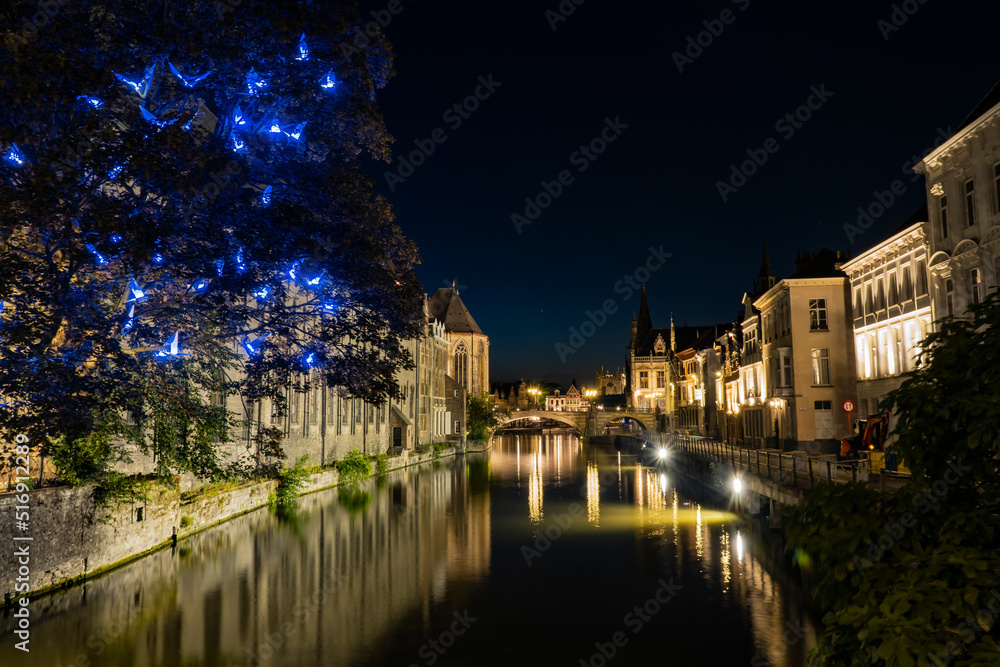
[0,1,422,480]
[467,392,500,443]
[784,291,1000,666]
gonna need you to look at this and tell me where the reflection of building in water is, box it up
[5,458,490,667]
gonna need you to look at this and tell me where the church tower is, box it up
[753,244,776,297]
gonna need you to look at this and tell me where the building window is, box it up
[940,195,949,239]
[915,260,927,296]
[970,268,983,305]
[994,163,1000,214]
[310,389,319,425]
[966,180,977,227]
[901,265,913,301]
[454,344,468,390]
[887,271,898,307]
[865,283,874,314]
[853,288,863,318]
[781,352,793,387]
[875,279,886,312]
[655,371,665,388]
[809,299,828,330]
[355,399,361,423]
[856,336,869,379]
[290,390,300,424]
[455,420,461,434]
[946,279,954,316]
[639,371,649,389]
[811,348,830,385]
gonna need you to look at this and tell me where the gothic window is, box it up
[454,343,468,390]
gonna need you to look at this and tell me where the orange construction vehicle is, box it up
[840,411,890,459]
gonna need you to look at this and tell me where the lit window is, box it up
[971,268,983,305]
[811,349,830,385]
[655,371,665,388]
[887,271,898,306]
[639,371,649,389]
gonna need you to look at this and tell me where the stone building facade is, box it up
[916,82,1000,316]
[428,288,490,398]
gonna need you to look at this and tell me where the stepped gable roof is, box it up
[428,288,482,335]
[958,79,1000,133]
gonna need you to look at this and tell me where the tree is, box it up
[784,291,1000,666]
[0,1,422,483]
[467,392,500,443]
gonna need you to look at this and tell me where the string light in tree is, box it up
[5,144,25,166]
[156,331,189,358]
[319,71,337,91]
[167,61,212,88]
[295,34,309,61]
[241,333,270,356]
[114,65,155,98]
[261,186,272,206]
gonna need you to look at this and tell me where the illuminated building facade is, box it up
[841,221,933,430]
[916,81,1000,316]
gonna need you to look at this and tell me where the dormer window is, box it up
[654,335,666,355]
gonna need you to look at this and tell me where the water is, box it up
[2,434,816,666]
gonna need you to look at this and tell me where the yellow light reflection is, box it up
[695,504,703,559]
[528,451,542,524]
[720,529,731,590]
[586,461,600,526]
[737,531,744,564]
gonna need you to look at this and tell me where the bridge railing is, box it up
[663,434,903,495]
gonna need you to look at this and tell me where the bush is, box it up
[336,449,372,485]
[374,454,389,477]
[179,515,193,529]
[274,456,310,507]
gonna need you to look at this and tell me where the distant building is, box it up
[417,306,452,446]
[545,384,585,411]
[428,288,490,398]
[627,285,672,412]
[841,218,933,430]
[916,80,1000,316]
[595,368,625,395]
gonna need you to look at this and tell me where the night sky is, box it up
[358,0,1000,387]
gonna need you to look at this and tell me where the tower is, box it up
[754,244,776,297]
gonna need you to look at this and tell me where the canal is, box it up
[2,434,817,666]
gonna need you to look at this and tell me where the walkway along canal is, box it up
[1,435,818,666]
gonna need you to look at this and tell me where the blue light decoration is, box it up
[140,105,178,129]
[233,106,247,127]
[285,122,306,141]
[296,34,309,61]
[261,185,272,206]
[189,278,209,293]
[167,61,212,88]
[123,304,135,333]
[152,253,165,265]
[322,302,338,313]
[114,65,155,99]
[108,163,124,180]
[155,331,189,358]
[303,351,317,368]
[287,261,299,280]
[126,278,146,302]
[235,248,247,273]
[270,120,281,134]
[110,234,122,243]
[216,259,225,277]
[246,68,267,95]
[241,333,270,356]
[305,271,323,286]
[85,243,108,265]
[77,95,102,108]
[5,144,25,166]
[254,285,271,299]
[230,133,245,153]
[319,71,337,91]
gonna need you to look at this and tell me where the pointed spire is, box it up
[759,243,774,278]
[636,283,653,347]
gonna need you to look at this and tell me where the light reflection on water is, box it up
[1,434,816,667]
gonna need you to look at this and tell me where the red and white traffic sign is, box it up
[842,400,855,413]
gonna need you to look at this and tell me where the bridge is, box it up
[496,408,657,437]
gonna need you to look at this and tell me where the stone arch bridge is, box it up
[497,409,657,437]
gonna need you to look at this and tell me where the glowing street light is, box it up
[732,476,743,494]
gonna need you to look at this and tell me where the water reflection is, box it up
[3,436,816,667]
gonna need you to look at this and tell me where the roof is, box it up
[957,79,1000,132]
[427,288,483,335]
[788,248,847,280]
[634,328,671,356]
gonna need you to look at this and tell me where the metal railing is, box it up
[662,433,901,494]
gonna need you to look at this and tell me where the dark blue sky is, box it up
[359,0,1000,387]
